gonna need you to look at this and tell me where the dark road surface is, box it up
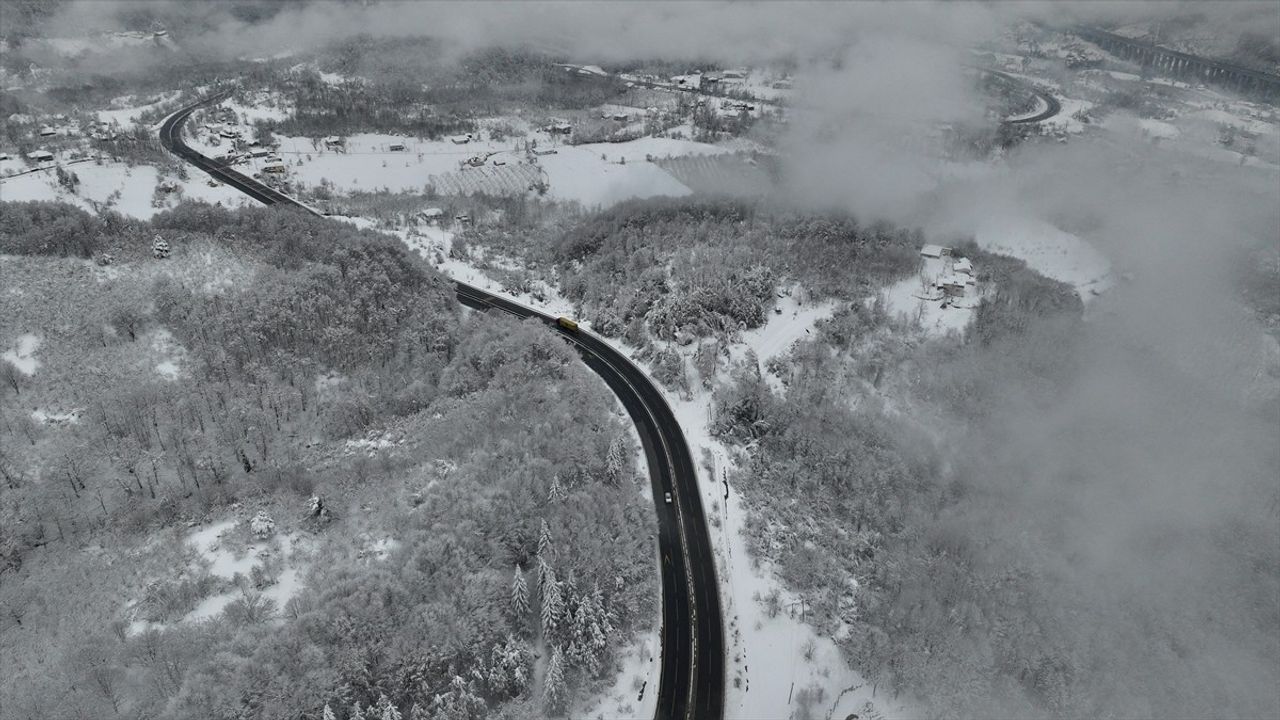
[160,93,724,720]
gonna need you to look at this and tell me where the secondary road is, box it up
[160,93,724,720]
[982,68,1062,124]
[596,64,1060,124]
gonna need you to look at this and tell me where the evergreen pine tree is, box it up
[541,572,562,635]
[374,694,401,720]
[349,703,367,720]
[512,565,530,617]
[547,473,566,502]
[543,645,566,714]
[537,518,554,557]
[322,704,336,720]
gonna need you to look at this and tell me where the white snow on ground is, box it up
[728,289,838,381]
[3,333,41,374]
[127,518,312,627]
[1183,107,1278,137]
[1041,96,1095,134]
[1139,118,1181,141]
[149,328,187,380]
[31,407,81,425]
[975,215,1112,297]
[265,130,721,208]
[96,91,182,125]
[0,160,255,219]
[661,336,914,720]
[538,148,692,208]
[883,273,976,338]
[577,625,660,720]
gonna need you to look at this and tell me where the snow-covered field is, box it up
[262,130,727,208]
[976,215,1112,297]
[0,160,256,219]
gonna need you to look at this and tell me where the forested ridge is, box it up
[712,246,1280,718]
[0,201,656,719]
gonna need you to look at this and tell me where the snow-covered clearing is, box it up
[728,290,838,382]
[148,328,187,380]
[975,215,1112,297]
[0,160,255,219]
[883,274,976,338]
[96,91,182,126]
[174,519,310,626]
[3,333,41,375]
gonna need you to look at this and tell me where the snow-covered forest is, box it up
[0,201,656,718]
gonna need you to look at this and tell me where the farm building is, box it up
[937,275,968,297]
[920,244,951,259]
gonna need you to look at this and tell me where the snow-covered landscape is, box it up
[2,3,1278,720]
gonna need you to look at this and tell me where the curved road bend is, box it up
[982,68,1063,124]
[160,94,724,720]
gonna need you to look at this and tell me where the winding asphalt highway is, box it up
[160,93,724,720]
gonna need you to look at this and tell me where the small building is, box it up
[418,207,445,223]
[952,257,973,275]
[920,244,952,259]
[454,214,473,225]
[249,148,271,158]
[0,153,11,161]
[220,128,240,139]
[26,150,54,163]
[720,69,748,80]
[464,155,485,167]
[771,79,793,90]
[262,160,286,174]
[611,112,629,122]
[544,122,572,134]
[938,275,968,297]
[388,142,406,152]
[39,125,57,137]
[449,133,473,145]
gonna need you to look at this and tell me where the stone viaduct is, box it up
[1075,27,1280,103]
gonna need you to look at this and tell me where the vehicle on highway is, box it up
[557,316,579,332]
[664,491,673,504]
